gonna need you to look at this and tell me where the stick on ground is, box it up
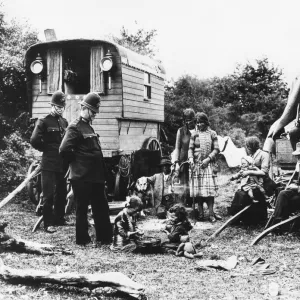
[0,258,145,298]
[251,214,300,245]
[206,205,252,242]
[0,222,72,255]
[0,165,41,210]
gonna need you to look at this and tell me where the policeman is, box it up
[59,92,112,245]
[30,91,68,233]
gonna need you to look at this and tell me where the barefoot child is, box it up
[162,204,203,258]
[110,196,144,252]
[163,204,193,243]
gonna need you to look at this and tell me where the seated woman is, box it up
[230,156,266,201]
[272,143,300,226]
[110,196,144,252]
[229,136,271,224]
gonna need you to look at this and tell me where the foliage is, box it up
[227,127,246,148]
[0,12,39,117]
[163,58,289,148]
[0,6,39,187]
[109,24,158,58]
[0,131,32,187]
[231,58,289,114]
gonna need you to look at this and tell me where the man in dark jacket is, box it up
[59,92,112,245]
[30,91,68,232]
[272,143,300,226]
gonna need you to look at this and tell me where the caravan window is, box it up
[63,47,90,94]
[144,72,151,100]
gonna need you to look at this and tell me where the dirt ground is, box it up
[0,173,300,300]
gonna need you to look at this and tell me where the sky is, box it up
[2,0,300,85]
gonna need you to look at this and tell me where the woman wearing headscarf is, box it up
[173,108,196,206]
[188,112,221,222]
[229,136,270,224]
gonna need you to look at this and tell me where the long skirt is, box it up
[189,164,218,198]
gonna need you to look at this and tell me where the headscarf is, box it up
[245,136,260,154]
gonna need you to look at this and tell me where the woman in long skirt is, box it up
[188,112,221,223]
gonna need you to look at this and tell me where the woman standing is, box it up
[173,108,196,206]
[188,112,221,222]
[229,136,270,224]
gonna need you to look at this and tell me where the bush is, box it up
[227,127,246,148]
[0,131,33,188]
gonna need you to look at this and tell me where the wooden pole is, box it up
[0,222,72,255]
[191,164,196,223]
[0,165,41,210]
[206,205,252,242]
[251,214,300,245]
[0,259,145,298]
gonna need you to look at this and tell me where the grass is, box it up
[0,172,300,300]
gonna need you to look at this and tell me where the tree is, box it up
[0,16,39,117]
[163,75,224,146]
[109,24,158,58]
[0,5,39,186]
[163,58,289,149]
[230,58,289,114]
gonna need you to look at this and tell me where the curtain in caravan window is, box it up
[90,47,104,94]
[47,48,62,94]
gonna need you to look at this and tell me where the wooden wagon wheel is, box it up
[142,137,162,157]
[26,161,42,205]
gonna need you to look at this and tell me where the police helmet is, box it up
[79,92,101,113]
[50,91,66,108]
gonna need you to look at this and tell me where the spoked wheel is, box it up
[26,161,42,205]
[142,137,162,157]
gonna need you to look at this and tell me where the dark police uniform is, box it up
[30,113,68,228]
[59,116,112,245]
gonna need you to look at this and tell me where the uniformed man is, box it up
[30,91,68,233]
[59,92,112,245]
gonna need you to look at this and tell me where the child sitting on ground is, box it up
[230,156,266,201]
[163,204,193,243]
[162,204,203,258]
[110,196,144,252]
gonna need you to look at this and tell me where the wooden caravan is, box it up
[25,39,165,157]
[25,39,166,200]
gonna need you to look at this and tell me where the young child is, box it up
[162,204,204,258]
[145,157,175,219]
[163,204,193,243]
[110,196,144,252]
[230,156,266,201]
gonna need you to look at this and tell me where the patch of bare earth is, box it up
[0,172,300,300]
